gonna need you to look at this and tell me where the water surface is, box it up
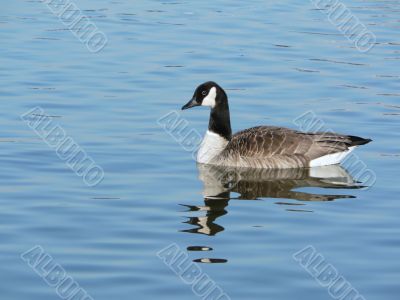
[0,0,399,299]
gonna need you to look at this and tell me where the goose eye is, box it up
[201,90,208,96]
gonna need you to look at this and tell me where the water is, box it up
[1,0,399,299]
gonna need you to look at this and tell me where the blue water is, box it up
[1,0,399,299]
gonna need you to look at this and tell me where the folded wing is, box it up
[220,126,370,167]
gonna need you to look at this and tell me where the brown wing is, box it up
[221,126,358,161]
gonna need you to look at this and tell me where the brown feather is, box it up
[214,126,363,168]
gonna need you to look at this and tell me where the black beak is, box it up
[181,97,199,110]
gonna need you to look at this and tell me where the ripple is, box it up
[187,246,213,251]
[193,258,228,264]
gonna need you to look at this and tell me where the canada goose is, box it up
[182,81,371,169]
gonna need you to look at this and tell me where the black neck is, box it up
[208,90,232,141]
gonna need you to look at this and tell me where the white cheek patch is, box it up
[201,87,217,108]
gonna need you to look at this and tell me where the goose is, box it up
[181,81,371,169]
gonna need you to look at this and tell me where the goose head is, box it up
[182,81,227,110]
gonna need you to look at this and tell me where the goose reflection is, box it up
[181,164,363,236]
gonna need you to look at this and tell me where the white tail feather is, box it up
[309,146,356,167]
